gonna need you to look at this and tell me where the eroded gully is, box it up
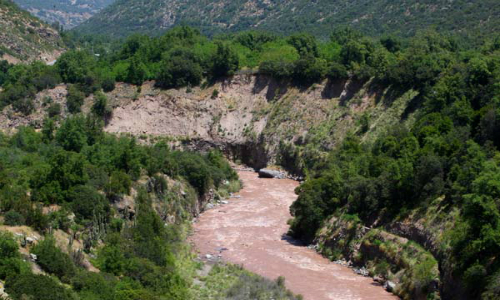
[191,171,397,300]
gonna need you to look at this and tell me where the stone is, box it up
[258,169,284,179]
[384,281,396,292]
[205,254,213,259]
[30,253,37,261]
[221,200,229,205]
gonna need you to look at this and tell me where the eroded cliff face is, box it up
[0,74,419,170]
[104,75,419,171]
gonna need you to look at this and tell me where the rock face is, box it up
[258,169,286,179]
[102,76,419,174]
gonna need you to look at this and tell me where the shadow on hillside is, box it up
[253,75,289,101]
[321,78,348,99]
[339,78,366,106]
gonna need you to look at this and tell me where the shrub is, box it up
[92,91,112,122]
[156,55,203,89]
[97,245,125,275]
[66,84,85,114]
[12,97,34,115]
[101,77,116,92]
[210,42,239,78]
[71,271,116,300]
[47,102,61,118]
[67,185,110,222]
[211,89,219,99]
[30,237,77,282]
[6,273,78,300]
[105,170,131,200]
[4,210,25,226]
[259,60,294,79]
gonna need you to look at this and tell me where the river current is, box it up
[191,171,397,300]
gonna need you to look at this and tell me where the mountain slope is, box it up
[74,0,500,38]
[12,0,115,29]
[0,0,64,63]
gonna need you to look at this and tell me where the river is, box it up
[191,171,397,300]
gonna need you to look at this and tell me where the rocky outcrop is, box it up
[258,169,286,179]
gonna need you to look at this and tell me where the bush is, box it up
[4,210,25,226]
[30,237,77,282]
[12,96,35,115]
[210,42,239,78]
[105,170,131,200]
[6,273,78,300]
[259,60,294,79]
[101,77,116,92]
[71,271,116,300]
[47,103,61,118]
[292,56,327,85]
[66,84,85,114]
[156,54,203,89]
[97,245,125,275]
[67,185,110,222]
[92,91,112,122]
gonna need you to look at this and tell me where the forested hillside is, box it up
[13,0,114,29]
[74,0,500,39]
[0,0,64,63]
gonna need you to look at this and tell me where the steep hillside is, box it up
[74,0,500,38]
[13,0,115,29]
[0,76,418,172]
[0,0,64,63]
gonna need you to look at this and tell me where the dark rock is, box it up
[258,169,285,179]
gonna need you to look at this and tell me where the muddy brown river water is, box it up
[191,171,397,300]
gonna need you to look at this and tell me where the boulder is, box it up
[258,169,285,179]
[384,281,396,292]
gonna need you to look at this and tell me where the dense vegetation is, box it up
[73,0,500,40]
[0,108,249,299]
[13,0,114,29]
[286,30,500,299]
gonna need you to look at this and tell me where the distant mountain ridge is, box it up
[74,0,500,38]
[13,0,114,29]
[0,0,64,63]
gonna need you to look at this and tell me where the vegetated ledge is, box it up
[314,193,467,300]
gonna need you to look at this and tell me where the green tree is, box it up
[210,42,239,78]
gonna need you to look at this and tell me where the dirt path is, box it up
[191,171,397,300]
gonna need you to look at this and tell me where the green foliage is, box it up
[210,42,239,78]
[156,48,203,88]
[66,84,85,113]
[4,210,25,225]
[56,50,95,84]
[47,102,61,118]
[6,273,78,300]
[92,91,112,122]
[68,185,110,222]
[31,237,77,282]
[0,232,27,280]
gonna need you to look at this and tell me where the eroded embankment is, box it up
[191,171,397,300]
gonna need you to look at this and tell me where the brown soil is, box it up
[191,171,397,300]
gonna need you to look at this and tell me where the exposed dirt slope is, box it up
[104,75,419,170]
